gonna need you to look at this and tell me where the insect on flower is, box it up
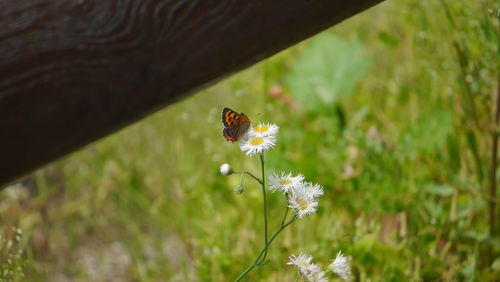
[221,108,252,142]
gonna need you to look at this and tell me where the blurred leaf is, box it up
[424,184,454,196]
[286,33,372,114]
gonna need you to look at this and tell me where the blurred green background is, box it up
[1,0,499,280]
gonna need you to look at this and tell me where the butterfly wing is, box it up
[222,108,239,127]
[223,126,238,142]
[222,108,251,142]
[235,113,251,139]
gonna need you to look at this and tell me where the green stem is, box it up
[258,153,269,264]
[234,215,298,281]
[234,153,297,281]
[281,194,290,227]
[255,216,298,266]
[234,171,262,185]
[239,172,244,186]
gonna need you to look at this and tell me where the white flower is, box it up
[288,190,318,218]
[288,253,314,275]
[268,172,304,193]
[219,163,233,175]
[306,266,328,282]
[328,251,352,281]
[298,182,324,200]
[288,253,328,282]
[248,123,279,138]
[239,135,276,156]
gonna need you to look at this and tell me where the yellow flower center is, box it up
[250,137,264,146]
[254,125,269,133]
[280,179,293,186]
[296,198,309,211]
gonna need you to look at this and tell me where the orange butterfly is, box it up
[222,108,251,142]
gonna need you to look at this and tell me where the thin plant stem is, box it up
[234,215,298,281]
[233,153,298,281]
[256,216,297,265]
[258,153,269,264]
[256,200,291,266]
[281,208,290,227]
[234,171,262,184]
[281,194,290,227]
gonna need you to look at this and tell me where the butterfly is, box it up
[222,108,251,142]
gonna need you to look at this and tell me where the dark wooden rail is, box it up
[0,0,384,187]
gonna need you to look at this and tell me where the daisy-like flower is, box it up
[219,163,233,175]
[248,122,279,138]
[298,182,324,200]
[268,172,305,193]
[288,253,327,282]
[328,251,352,281]
[239,135,276,156]
[288,190,319,218]
[306,267,328,282]
[287,253,314,275]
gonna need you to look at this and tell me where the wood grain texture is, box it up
[0,0,384,186]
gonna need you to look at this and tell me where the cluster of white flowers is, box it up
[269,172,324,218]
[288,251,352,281]
[287,253,327,282]
[220,116,350,280]
[239,123,279,156]
[222,119,325,217]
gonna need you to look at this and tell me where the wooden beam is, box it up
[0,0,384,186]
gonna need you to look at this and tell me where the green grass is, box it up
[1,0,499,280]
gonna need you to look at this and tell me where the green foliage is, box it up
[285,33,372,115]
[0,228,25,281]
[399,110,453,154]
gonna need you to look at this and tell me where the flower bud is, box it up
[234,185,244,195]
[219,163,233,176]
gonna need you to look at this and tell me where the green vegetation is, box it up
[0,228,25,281]
[1,0,499,280]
